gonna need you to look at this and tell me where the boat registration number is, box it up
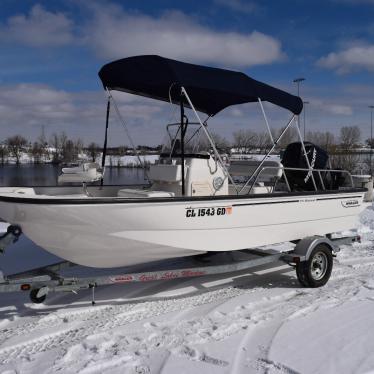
[185,206,232,217]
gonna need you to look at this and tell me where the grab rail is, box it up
[243,166,354,194]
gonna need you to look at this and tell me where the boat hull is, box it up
[0,190,367,267]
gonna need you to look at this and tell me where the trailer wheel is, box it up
[296,244,333,288]
[30,288,46,304]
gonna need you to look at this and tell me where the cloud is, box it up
[0,84,165,134]
[213,0,258,14]
[309,99,353,116]
[317,44,374,73]
[0,83,296,145]
[83,6,284,67]
[0,4,74,47]
[328,104,353,115]
[0,2,284,68]
[0,84,75,124]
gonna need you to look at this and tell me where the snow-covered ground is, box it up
[6,152,278,166]
[5,153,159,167]
[105,154,159,167]
[1,207,374,373]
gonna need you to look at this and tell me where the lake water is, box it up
[0,164,147,275]
[0,164,147,187]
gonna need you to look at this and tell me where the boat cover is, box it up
[98,55,303,116]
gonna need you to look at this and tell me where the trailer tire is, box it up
[296,244,333,288]
[296,265,309,287]
[30,288,46,304]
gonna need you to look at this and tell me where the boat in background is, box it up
[0,55,371,268]
[57,162,104,184]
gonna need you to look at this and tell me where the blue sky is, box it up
[0,0,373,146]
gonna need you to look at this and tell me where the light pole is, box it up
[370,105,374,175]
[293,77,305,97]
[293,78,305,129]
[303,101,309,140]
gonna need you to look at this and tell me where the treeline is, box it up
[207,125,363,154]
[0,132,95,165]
[0,125,370,172]
[198,125,368,172]
[0,132,165,165]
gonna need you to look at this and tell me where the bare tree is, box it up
[210,132,229,152]
[50,132,82,163]
[325,126,361,172]
[37,129,49,161]
[87,142,100,162]
[232,129,258,153]
[194,132,229,153]
[330,153,359,173]
[30,142,45,163]
[75,138,84,156]
[59,132,68,158]
[274,126,298,149]
[62,139,82,163]
[6,135,28,164]
[117,146,127,156]
[255,131,273,152]
[306,131,336,152]
[0,143,8,164]
[340,126,361,150]
[50,133,62,163]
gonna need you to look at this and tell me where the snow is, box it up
[230,154,280,162]
[6,152,278,166]
[0,222,8,233]
[1,208,374,373]
[104,154,159,167]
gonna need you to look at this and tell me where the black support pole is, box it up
[101,98,111,187]
[180,94,185,196]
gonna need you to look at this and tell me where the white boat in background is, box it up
[0,55,371,268]
[58,162,104,184]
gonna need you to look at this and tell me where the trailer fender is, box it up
[291,236,336,262]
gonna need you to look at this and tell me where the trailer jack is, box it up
[0,225,22,253]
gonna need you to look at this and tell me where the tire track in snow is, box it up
[0,276,197,347]
[0,252,368,348]
[229,260,374,373]
[1,243,374,369]
[0,285,254,363]
[156,284,261,372]
[253,358,300,374]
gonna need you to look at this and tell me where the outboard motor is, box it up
[282,142,329,191]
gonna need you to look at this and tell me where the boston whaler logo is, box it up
[304,147,317,184]
[341,199,360,208]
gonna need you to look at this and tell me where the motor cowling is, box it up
[282,142,329,191]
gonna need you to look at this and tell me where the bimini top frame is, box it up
[98,55,317,195]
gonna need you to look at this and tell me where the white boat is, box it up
[58,162,104,184]
[0,55,371,268]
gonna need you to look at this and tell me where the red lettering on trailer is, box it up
[161,272,178,280]
[110,270,207,283]
[139,274,158,282]
[110,275,133,283]
[181,270,206,277]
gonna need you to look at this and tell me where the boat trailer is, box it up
[0,225,360,304]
